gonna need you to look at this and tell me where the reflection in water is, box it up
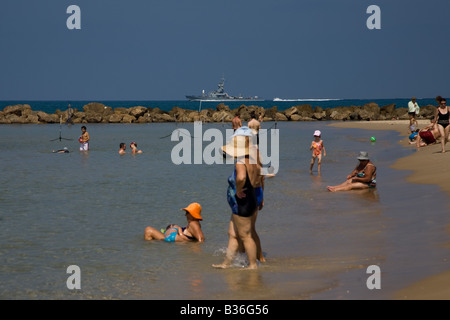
[222,269,266,297]
[348,188,380,202]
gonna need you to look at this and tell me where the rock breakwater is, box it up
[0,102,438,124]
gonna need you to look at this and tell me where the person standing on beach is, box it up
[213,127,264,269]
[408,97,420,133]
[79,126,89,151]
[310,130,326,174]
[232,112,242,132]
[327,151,376,192]
[434,98,450,153]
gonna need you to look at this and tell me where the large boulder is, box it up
[289,114,302,121]
[362,103,380,115]
[121,114,136,123]
[3,104,32,116]
[136,114,153,123]
[419,105,436,119]
[37,111,59,123]
[329,109,352,121]
[312,110,326,120]
[274,112,288,121]
[216,103,230,112]
[394,107,409,120]
[129,106,147,118]
[152,113,174,122]
[83,102,112,114]
[107,113,124,123]
[264,106,278,120]
[114,107,129,114]
[284,106,298,118]
[380,103,396,117]
[85,112,103,123]
[212,110,233,122]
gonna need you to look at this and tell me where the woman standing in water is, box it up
[213,127,264,269]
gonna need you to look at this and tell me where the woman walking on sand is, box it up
[434,97,450,153]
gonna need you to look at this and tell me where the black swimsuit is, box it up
[182,227,196,240]
[437,109,450,128]
[235,166,257,217]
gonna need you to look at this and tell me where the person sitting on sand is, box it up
[408,129,420,143]
[144,203,204,242]
[327,151,376,192]
[411,119,440,148]
[118,143,126,155]
[130,142,143,154]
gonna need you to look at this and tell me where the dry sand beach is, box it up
[331,120,450,300]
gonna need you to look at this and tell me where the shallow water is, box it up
[0,121,449,299]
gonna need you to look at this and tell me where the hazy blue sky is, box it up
[1,0,449,100]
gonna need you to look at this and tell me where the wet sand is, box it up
[331,120,450,299]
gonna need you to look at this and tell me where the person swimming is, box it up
[52,147,69,153]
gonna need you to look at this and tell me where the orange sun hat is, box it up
[182,203,203,221]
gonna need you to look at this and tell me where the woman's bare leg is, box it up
[144,226,165,240]
[251,211,265,262]
[213,218,240,269]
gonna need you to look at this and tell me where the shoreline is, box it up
[330,120,450,300]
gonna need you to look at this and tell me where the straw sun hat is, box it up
[221,126,257,158]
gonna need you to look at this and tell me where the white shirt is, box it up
[408,101,419,113]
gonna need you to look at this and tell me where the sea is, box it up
[1,98,449,301]
[0,98,440,114]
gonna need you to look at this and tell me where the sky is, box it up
[1,0,449,101]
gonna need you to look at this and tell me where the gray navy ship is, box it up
[186,77,262,101]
